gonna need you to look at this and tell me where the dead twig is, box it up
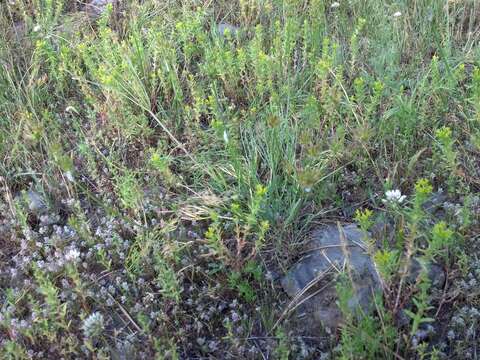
[107,293,142,333]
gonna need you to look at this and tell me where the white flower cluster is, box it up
[382,189,406,204]
[82,312,105,338]
[64,248,81,262]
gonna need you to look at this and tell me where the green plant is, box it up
[434,126,458,191]
[425,221,454,261]
[274,327,290,360]
[153,253,181,303]
[227,260,263,302]
[1,340,28,360]
[354,208,374,233]
[337,276,397,359]
[404,271,434,336]
[115,170,143,211]
[374,249,400,283]
[228,271,256,303]
[203,184,270,269]
[148,148,175,186]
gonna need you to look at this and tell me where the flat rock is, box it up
[281,224,382,330]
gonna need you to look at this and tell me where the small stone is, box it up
[395,309,411,327]
[408,258,445,289]
[217,23,240,38]
[423,191,448,218]
[85,0,114,18]
[369,215,395,244]
[16,190,48,216]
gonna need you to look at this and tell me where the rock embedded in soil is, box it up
[16,190,48,216]
[281,223,383,331]
[423,191,448,220]
[408,257,446,289]
[85,0,115,18]
[217,23,240,37]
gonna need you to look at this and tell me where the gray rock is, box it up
[408,258,445,289]
[17,190,48,216]
[395,309,411,327]
[370,215,395,244]
[281,224,382,330]
[85,0,115,18]
[423,191,448,218]
[217,23,240,38]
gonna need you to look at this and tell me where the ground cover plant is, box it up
[1,0,480,359]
